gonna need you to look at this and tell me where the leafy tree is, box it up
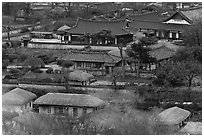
[173,46,202,63]
[154,60,201,87]
[153,62,184,87]
[182,19,202,47]
[126,38,157,77]
[17,54,28,64]
[176,60,201,87]
[60,60,74,92]
[23,57,45,69]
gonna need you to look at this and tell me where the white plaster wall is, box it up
[28,43,126,51]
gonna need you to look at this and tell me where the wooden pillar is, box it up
[90,38,92,44]
[115,37,117,45]
[105,39,108,44]
[51,106,54,114]
[68,35,71,42]
[169,32,172,38]
[176,32,179,39]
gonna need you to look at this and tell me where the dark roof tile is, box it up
[61,51,121,64]
[128,12,169,22]
[67,18,129,35]
[129,19,188,31]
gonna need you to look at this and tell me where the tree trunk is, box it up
[188,77,193,87]
[136,57,140,78]
[64,77,70,92]
[118,45,125,78]
[7,32,10,41]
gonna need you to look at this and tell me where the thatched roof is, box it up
[68,70,94,82]
[34,93,105,107]
[179,122,202,135]
[2,88,37,106]
[23,57,45,67]
[22,70,94,82]
[12,112,72,135]
[158,106,191,125]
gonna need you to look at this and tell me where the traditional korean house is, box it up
[158,106,191,132]
[127,7,201,40]
[27,18,133,50]
[20,70,95,86]
[2,88,37,115]
[34,93,106,117]
[148,41,184,69]
[178,122,202,135]
[64,18,133,46]
[59,50,122,75]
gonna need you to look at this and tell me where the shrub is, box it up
[10,68,21,74]
[20,27,29,33]
[32,69,43,73]
[46,68,53,74]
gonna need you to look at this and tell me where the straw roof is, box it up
[2,88,37,106]
[179,122,202,135]
[158,106,191,125]
[34,93,105,107]
[22,70,94,82]
[12,112,72,135]
[68,70,94,82]
[23,57,45,67]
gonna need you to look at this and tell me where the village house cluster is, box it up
[2,2,202,135]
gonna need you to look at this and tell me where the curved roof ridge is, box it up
[70,50,107,54]
[78,17,125,23]
[128,11,161,17]
[132,19,161,23]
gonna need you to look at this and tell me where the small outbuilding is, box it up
[158,106,191,132]
[178,122,202,135]
[2,88,37,115]
[34,93,106,117]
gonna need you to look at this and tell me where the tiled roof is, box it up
[162,10,193,24]
[149,45,175,60]
[67,18,129,35]
[61,51,121,64]
[34,93,105,107]
[127,12,169,22]
[141,5,166,13]
[150,41,185,52]
[129,19,188,31]
[90,15,110,21]
[158,106,191,125]
[2,88,37,106]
